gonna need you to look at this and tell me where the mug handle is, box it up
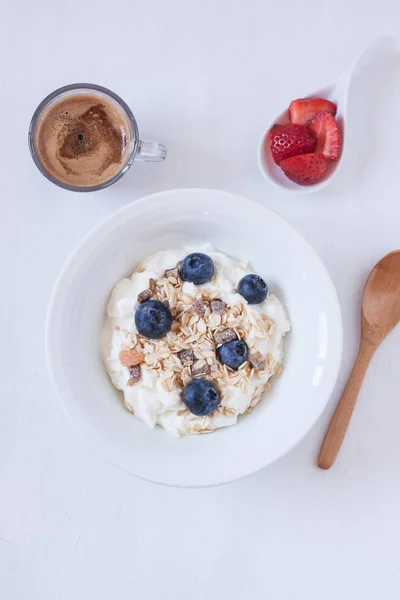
[136,140,167,162]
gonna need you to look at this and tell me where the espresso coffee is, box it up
[35,94,131,187]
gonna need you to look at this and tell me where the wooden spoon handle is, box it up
[318,338,376,469]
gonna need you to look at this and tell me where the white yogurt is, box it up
[102,246,290,436]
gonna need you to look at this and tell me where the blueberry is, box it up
[218,340,249,370]
[238,274,268,304]
[183,379,220,416]
[180,253,214,285]
[134,299,172,339]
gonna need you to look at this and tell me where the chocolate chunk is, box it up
[192,299,209,317]
[191,359,210,377]
[250,351,265,371]
[210,299,226,314]
[137,289,153,303]
[179,350,194,365]
[127,364,141,385]
[214,328,237,346]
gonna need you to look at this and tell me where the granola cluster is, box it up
[117,264,282,428]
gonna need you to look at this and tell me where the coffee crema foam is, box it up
[36,94,131,187]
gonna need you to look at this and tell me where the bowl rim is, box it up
[46,188,343,487]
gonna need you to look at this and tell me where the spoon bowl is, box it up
[362,250,400,345]
[258,36,397,195]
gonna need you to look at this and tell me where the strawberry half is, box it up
[268,123,317,165]
[289,98,337,125]
[280,153,327,186]
[309,111,341,160]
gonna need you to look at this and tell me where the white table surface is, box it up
[1,0,400,598]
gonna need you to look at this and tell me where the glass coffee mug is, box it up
[28,83,167,192]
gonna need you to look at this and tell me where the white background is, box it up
[1,0,400,598]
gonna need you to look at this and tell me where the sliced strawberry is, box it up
[268,123,317,165]
[289,98,337,125]
[280,153,327,186]
[309,111,341,160]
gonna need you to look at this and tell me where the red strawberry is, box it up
[280,153,327,186]
[268,123,317,165]
[309,111,341,160]
[289,98,337,125]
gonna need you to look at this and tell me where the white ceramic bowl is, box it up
[46,188,342,487]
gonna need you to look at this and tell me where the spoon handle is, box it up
[339,35,398,91]
[336,35,399,106]
[318,338,376,469]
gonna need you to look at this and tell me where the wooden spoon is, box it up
[318,250,400,469]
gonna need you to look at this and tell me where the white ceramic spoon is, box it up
[257,35,398,195]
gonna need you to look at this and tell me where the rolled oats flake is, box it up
[240,380,248,394]
[175,378,184,390]
[165,267,180,280]
[145,354,156,366]
[188,315,199,328]
[265,353,277,372]
[264,381,272,393]
[208,312,222,329]
[182,369,192,386]
[177,408,189,416]
[180,293,195,305]
[219,405,236,416]
[191,359,210,377]
[161,379,171,392]
[197,319,207,334]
